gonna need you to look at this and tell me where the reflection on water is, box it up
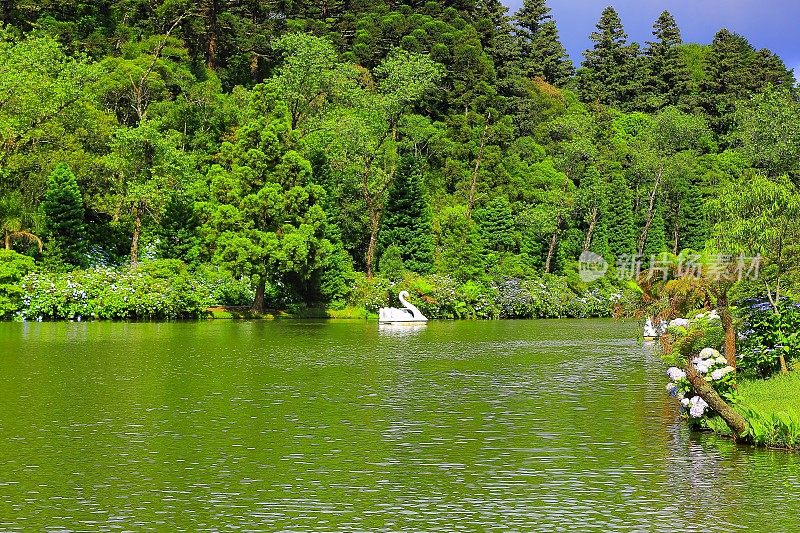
[378,323,428,337]
[0,319,798,531]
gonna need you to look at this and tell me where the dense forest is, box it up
[1,0,799,319]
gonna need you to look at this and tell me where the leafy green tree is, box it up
[710,173,800,310]
[676,177,709,252]
[577,7,640,109]
[378,244,406,280]
[42,164,87,267]
[513,0,574,86]
[271,33,354,130]
[96,33,197,127]
[199,85,338,310]
[642,201,668,256]
[615,108,713,256]
[0,250,36,319]
[155,192,199,264]
[434,204,486,281]
[377,155,435,274]
[731,88,800,179]
[0,31,109,203]
[103,120,193,264]
[575,165,608,254]
[0,191,42,253]
[312,48,443,277]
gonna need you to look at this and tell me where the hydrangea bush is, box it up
[14,260,253,321]
[665,347,738,426]
[349,272,624,320]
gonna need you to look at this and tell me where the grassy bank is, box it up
[708,371,800,449]
[207,306,373,320]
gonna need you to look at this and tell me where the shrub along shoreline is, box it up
[661,305,800,450]
[1,252,626,322]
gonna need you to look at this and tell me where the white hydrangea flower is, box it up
[667,367,686,381]
[710,366,734,380]
[681,398,690,407]
[688,396,708,418]
[694,360,711,374]
[699,348,721,360]
[714,356,727,366]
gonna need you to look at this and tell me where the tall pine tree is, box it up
[42,164,87,267]
[641,11,692,112]
[377,155,435,275]
[700,29,793,133]
[577,7,641,109]
[514,0,574,86]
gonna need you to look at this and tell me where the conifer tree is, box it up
[643,202,668,257]
[641,11,691,112]
[377,155,435,275]
[678,181,709,252]
[156,193,199,264]
[699,29,791,133]
[42,164,87,267]
[514,0,574,86]
[604,172,636,258]
[475,196,516,252]
[477,0,521,84]
[577,7,640,109]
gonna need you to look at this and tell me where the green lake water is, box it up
[1,319,798,531]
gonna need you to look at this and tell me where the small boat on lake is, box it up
[379,291,428,324]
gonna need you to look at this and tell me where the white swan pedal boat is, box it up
[379,291,428,324]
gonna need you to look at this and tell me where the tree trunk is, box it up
[365,211,380,279]
[686,363,749,439]
[130,203,143,265]
[250,53,260,82]
[583,207,599,251]
[544,215,562,274]
[466,121,489,219]
[637,167,663,256]
[717,292,737,368]
[672,206,680,254]
[206,0,219,70]
[4,233,10,250]
[252,278,265,313]
[779,352,790,374]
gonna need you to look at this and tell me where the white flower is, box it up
[700,348,721,360]
[681,398,690,407]
[694,360,711,374]
[667,367,686,381]
[710,366,734,381]
[714,356,727,366]
[669,318,690,328]
[688,396,708,418]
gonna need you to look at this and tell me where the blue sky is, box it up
[502,1,800,77]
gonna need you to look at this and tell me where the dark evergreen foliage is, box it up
[42,165,87,267]
[377,155,435,274]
